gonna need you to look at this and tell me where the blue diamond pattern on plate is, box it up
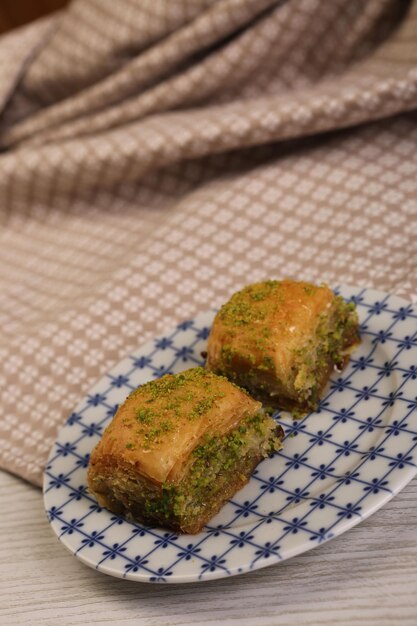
[43,286,417,583]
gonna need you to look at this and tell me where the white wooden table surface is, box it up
[1,470,416,626]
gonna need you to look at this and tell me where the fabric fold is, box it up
[0,0,416,486]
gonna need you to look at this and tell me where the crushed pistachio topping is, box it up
[135,407,153,424]
[209,281,359,415]
[122,367,249,451]
[214,281,287,372]
[143,411,282,520]
[219,280,280,327]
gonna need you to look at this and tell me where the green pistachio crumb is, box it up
[135,407,153,424]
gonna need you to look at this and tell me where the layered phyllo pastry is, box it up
[207,280,360,414]
[88,367,284,534]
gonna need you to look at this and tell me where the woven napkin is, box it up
[0,0,416,486]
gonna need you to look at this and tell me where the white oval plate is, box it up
[43,286,417,583]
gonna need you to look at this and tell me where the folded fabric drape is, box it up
[0,0,416,486]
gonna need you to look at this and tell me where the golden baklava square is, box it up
[88,367,283,534]
[207,280,360,413]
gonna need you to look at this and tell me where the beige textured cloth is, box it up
[0,0,416,486]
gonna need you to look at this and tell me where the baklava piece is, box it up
[207,280,360,414]
[87,367,283,534]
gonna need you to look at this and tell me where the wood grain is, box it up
[0,470,416,626]
[0,0,67,34]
